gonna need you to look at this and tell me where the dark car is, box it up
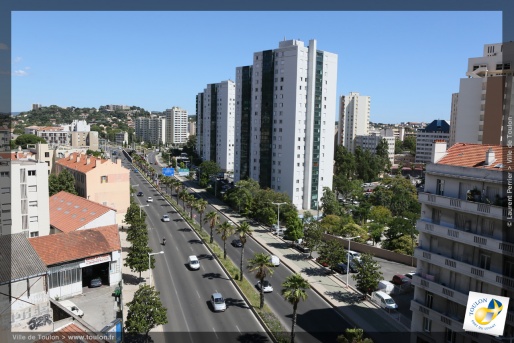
[231,239,243,247]
[137,191,143,197]
[89,277,102,288]
[392,274,411,286]
[334,261,358,274]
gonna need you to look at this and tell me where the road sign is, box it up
[162,168,175,176]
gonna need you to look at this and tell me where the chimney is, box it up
[86,155,91,165]
[95,158,99,168]
[485,148,495,165]
[431,140,447,164]
[76,154,81,163]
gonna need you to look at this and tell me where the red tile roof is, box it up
[29,225,120,266]
[437,143,512,170]
[56,152,110,174]
[35,323,101,343]
[50,191,116,233]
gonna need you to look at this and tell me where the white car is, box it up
[256,280,273,293]
[162,214,170,222]
[147,197,153,203]
[210,292,226,312]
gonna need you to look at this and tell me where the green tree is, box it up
[284,217,304,244]
[371,176,420,217]
[247,253,275,309]
[48,169,78,196]
[375,138,392,173]
[337,328,374,343]
[124,202,146,227]
[205,211,220,244]
[216,221,235,260]
[402,136,416,155]
[185,194,196,219]
[195,199,208,230]
[334,145,356,179]
[367,222,385,246]
[382,235,415,255]
[125,285,168,340]
[199,160,220,187]
[320,214,342,235]
[352,253,383,295]
[334,179,362,205]
[338,223,368,242]
[235,221,252,280]
[320,187,341,216]
[281,274,310,343]
[385,216,416,241]
[124,237,154,280]
[303,221,323,259]
[368,206,392,225]
[14,134,46,148]
[318,240,346,270]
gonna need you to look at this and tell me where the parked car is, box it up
[231,239,243,247]
[137,191,143,197]
[392,274,411,286]
[405,272,416,279]
[210,292,226,312]
[147,197,153,203]
[347,250,361,261]
[89,277,102,288]
[162,214,170,222]
[256,280,273,293]
[372,291,398,310]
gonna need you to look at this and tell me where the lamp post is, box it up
[272,202,286,232]
[148,251,164,287]
[139,204,149,218]
[346,235,360,288]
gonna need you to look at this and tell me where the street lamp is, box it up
[148,250,164,287]
[272,202,286,232]
[139,204,149,218]
[346,235,360,288]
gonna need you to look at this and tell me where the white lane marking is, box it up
[235,325,241,333]
[196,290,201,299]
[213,328,218,340]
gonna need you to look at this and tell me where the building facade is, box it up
[164,107,188,145]
[354,134,395,165]
[415,119,450,164]
[339,92,370,152]
[449,42,513,146]
[411,142,512,343]
[234,39,337,210]
[135,116,166,146]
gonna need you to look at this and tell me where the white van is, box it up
[59,300,84,318]
[347,250,361,261]
[270,255,280,267]
[372,291,398,310]
[377,280,395,294]
[188,255,200,270]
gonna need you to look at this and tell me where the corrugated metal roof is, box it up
[0,233,48,284]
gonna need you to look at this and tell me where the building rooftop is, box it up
[0,233,48,285]
[50,191,116,233]
[29,225,120,266]
[35,323,101,343]
[437,143,511,170]
[56,152,110,174]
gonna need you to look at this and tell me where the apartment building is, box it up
[115,131,128,146]
[339,92,370,152]
[188,121,196,138]
[449,42,513,146]
[411,142,512,343]
[54,153,130,225]
[135,116,166,146]
[354,134,395,165]
[234,39,337,210]
[0,155,50,237]
[165,107,188,145]
[25,126,69,146]
[415,119,450,164]
[197,80,236,172]
[24,122,98,150]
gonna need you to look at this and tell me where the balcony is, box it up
[414,247,514,291]
[417,219,514,257]
[409,299,463,331]
[419,192,506,220]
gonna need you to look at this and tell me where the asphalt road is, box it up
[128,164,270,342]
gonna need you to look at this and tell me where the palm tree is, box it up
[205,211,219,244]
[281,274,311,343]
[178,189,189,210]
[172,179,182,198]
[235,222,252,281]
[186,194,196,219]
[247,253,274,309]
[216,221,235,259]
[195,199,208,229]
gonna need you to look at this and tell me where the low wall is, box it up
[322,234,417,267]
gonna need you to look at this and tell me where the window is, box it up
[30,232,39,237]
[425,292,433,308]
[45,152,50,157]
[29,201,37,207]
[28,170,36,176]
[423,317,431,332]
[445,328,456,343]
[30,216,38,223]
[101,176,108,184]
[479,253,491,270]
[0,171,9,177]
[436,179,445,196]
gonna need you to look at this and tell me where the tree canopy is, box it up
[48,169,77,196]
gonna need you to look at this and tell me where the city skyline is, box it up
[11,11,501,123]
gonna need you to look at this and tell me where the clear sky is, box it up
[11,11,502,124]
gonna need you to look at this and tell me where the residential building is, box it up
[164,107,188,145]
[24,122,98,150]
[411,142,512,343]
[339,92,370,152]
[196,92,204,157]
[70,131,99,151]
[355,134,395,165]
[449,42,513,146]
[188,121,196,138]
[415,119,450,164]
[115,131,128,146]
[25,126,69,146]
[198,80,236,172]
[234,39,337,210]
[135,116,166,146]
[0,233,50,333]
[54,153,130,225]
[0,156,50,237]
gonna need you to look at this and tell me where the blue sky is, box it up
[11,11,501,123]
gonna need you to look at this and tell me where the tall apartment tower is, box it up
[164,107,188,145]
[234,39,337,210]
[415,119,450,164]
[449,42,513,146]
[135,116,166,146]
[197,80,235,172]
[339,92,370,152]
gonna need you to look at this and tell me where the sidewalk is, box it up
[172,174,410,336]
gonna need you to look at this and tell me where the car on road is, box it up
[188,255,200,270]
[147,197,153,203]
[231,239,243,247]
[89,277,102,288]
[210,292,226,312]
[162,214,170,222]
[405,271,416,279]
[137,191,143,197]
[392,274,411,286]
[270,255,280,267]
[133,169,138,173]
[256,280,273,293]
